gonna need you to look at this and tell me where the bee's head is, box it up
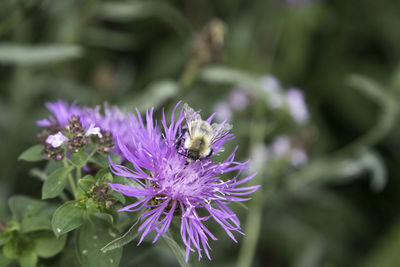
[187,150,200,161]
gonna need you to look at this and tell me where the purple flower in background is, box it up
[37,100,81,128]
[286,89,309,124]
[269,136,308,167]
[80,103,133,156]
[261,75,285,109]
[213,101,232,122]
[38,100,132,157]
[228,90,249,111]
[271,136,291,156]
[290,148,308,167]
[108,103,259,262]
[249,145,270,171]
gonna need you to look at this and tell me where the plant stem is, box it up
[63,159,78,199]
[179,59,199,89]
[76,167,81,181]
[236,116,266,267]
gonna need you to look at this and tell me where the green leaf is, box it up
[122,80,179,112]
[78,175,95,193]
[162,232,190,267]
[29,168,47,182]
[92,213,114,225]
[18,145,44,162]
[359,150,387,192]
[70,151,89,167]
[0,233,11,246]
[34,232,67,258]
[2,240,18,260]
[95,168,113,182]
[21,216,52,233]
[17,250,38,267]
[89,153,120,169]
[52,201,86,237]
[0,43,82,66]
[0,252,13,267]
[361,218,400,267]
[42,166,74,200]
[114,176,144,190]
[8,196,45,221]
[200,66,260,90]
[85,199,100,215]
[76,217,122,267]
[57,248,80,267]
[99,2,190,36]
[111,191,125,204]
[101,216,141,253]
[44,160,64,175]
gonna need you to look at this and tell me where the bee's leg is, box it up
[175,129,187,150]
[176,137,182,150]
[205,148,213,158]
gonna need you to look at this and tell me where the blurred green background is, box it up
[2,0,400,266]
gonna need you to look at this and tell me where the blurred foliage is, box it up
[2,0,400,266]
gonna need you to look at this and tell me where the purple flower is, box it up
[37,100,81,128]
[290,148,308,167]
[85,123,103,138]
[271,136,291,156]
[46,132,68,147]
[38,100,132,157]
[108,103,259,262]
[286,89,309,124]
[228,90,249,111]
[269,136,308,167]
[80,103,133,156]
[261,75,285,109]
[213,101,232,122]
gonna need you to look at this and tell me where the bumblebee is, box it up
[178,103,232,162]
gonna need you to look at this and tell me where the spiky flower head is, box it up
[108,102,259,262]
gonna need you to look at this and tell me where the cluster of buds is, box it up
[89,184,115,210]
[44,143,64,161]
[96,130,114,153]
[39,114,115,161]
[66,116,88,153]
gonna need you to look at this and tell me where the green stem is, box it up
[63,159,78,199]
[76,167,81,181]
[179,59,199,89]
[87,148,97,162]
[236,117,266,267]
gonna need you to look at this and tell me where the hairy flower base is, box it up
[108,103,259,262]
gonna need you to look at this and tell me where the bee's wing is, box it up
[211,122,232,144]
[183,103,201,136]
